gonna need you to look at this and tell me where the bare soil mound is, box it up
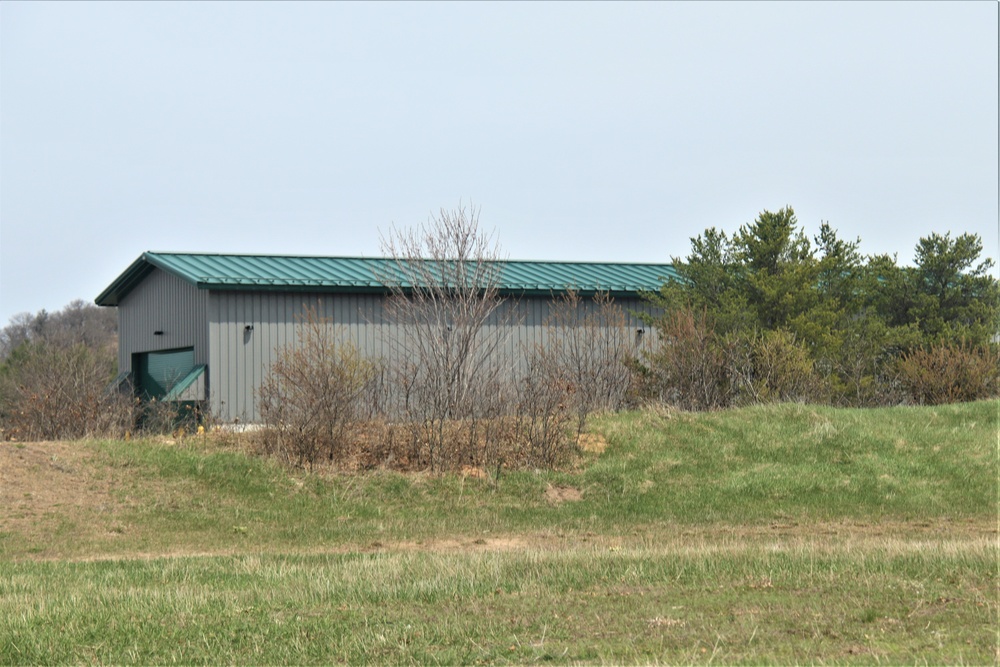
[545,483,583,504]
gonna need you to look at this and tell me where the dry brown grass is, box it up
[0,441,126,547]
[576,432,608,454]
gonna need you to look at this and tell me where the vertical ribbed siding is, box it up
[206,290,660,423]
[208,292,387,422]
[117,269,209,375]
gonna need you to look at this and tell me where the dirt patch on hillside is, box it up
[545,483,583,504]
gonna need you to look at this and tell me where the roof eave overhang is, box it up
[95,252,200,306]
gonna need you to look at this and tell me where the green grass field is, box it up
[1,401,997,664]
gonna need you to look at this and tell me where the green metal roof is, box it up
[96,252,678,306]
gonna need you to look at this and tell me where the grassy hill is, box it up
[1,401,996,664]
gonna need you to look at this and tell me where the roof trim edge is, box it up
[95,252,203,307]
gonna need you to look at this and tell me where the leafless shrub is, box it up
[335,412,571,474]
[531,290,637,434]
[513,366,574,467]
[0,341,135,441]
[897,341,1000,405]
[356,358,392,421]
[257,307,375,469]
[463,374,516,473]
[377,204,518,470]
[136,397,205,436]
[640,306,730,411]
[641,306,827,410]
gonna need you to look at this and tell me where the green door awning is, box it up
[163,365,207,402]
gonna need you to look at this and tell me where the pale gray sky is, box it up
[1,1,997,325]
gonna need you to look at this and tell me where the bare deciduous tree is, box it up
[377,204,517,470]
[1,300,117,360]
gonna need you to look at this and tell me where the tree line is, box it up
[640,207,998,409]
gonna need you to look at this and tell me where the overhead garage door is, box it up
[135,347,195,399]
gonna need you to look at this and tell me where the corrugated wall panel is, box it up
[206,290,661,423]
[118,268,209,376]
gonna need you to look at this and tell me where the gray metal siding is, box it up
[206,290,658,423]
[208,292,390,422]
[117,268,209,376]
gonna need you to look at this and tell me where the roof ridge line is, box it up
[144,251,673,267]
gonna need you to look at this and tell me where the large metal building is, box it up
[96,252,676,423]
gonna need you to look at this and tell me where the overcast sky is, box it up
[1,1,997,325]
